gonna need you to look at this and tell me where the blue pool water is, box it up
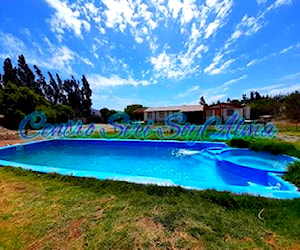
[0,139,299,199]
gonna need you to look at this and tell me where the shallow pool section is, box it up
[0,139,299,199]
[217,149,294,173]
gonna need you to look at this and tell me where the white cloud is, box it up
[92,93,143,110]
[49,46,76,73]
[180,0,199,25]
[279,72,300,81]
[230,30,242,40]
[204,52,223,74]
[279,45,293,54]
[215,0,233,19]
[243,42,299,69]
[257,0,267,4]
[224,0,294,51]
[244,83,300,96]
[176,85,201,99]
[206,0,218,8]
[135,37,144,43]
[223,75,247,86]
[22,28,32,39]
[204,51,236,75]
[150,49,204,79]
[196,80,235,105]
[45,0,90,41]
[267,84,300,96]
[206,94,227,104]
[102,0,136,32]
[0,31,81,75]
[85,2,99,17]
[266,0,292,12]
[0,32,26,59]
[168,0,183,19]
[87,74,152,89]
[80,57,94,67]
[210,58,236,75]
[204,19,221,39]
[246,59,258,67]
[202,0,233,39]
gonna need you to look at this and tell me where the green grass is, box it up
[283,161,300,188]
[227,137,300,158]
[0,167,300,249]
[1,135,299,249]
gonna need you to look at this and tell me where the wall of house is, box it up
[243,106,251,120]
[144,111,175,123]
[144,110,203,123]
[222,108,242,122]
[205,109,215,120]
[205,107,251,123]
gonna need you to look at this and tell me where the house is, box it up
[132,108,147,121]
[204,103,250,122]
[144,105,204,124]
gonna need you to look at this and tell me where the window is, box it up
[206,110,213,116]
[226,109,234,116]
[147,112,152,119]
[159,111,164,118]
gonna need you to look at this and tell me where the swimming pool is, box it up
[0,139,299,199]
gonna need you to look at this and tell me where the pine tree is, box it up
[17,54,36,88]
[48,72,60,105]
[81,75,92,117]
[33,65,48,97]
[199,96,206,106]
[0,73,3,89]
[56,73,67,104]
[2,58,19,86]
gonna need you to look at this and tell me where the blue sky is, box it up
[0,0,299,110]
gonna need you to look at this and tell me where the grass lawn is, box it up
[0,135,300,249]
[0,167,300,249]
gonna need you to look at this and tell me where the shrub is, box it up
[283,161,300,188]
[227,138,300,158]
[227,138,250,148]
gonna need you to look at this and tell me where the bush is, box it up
[283,161,300,188]
[227,138,300,158]
[227,138,250,148]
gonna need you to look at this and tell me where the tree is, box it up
[54,104,74,123]
[0,54,94,128]
[17,54,36,89]
[81,75,92,117]
[255,91,262,100]
[199,96,206,106]
[100,108,117,123]
[124,104,144,119]
[56,73,66,105]
[250,91,255,101]
[285,91,300,123]
[2,82,48,129]
[242,94,247,102]
[48,72,60,105]
[2,58,18,86]
[34,65,48,97]
[0,88,4,114]
[0,73,3,89]
[230,99,240,105]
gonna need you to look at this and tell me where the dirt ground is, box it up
[0,126,28,147]
[0,124,299,147]
[0,124,117,147]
